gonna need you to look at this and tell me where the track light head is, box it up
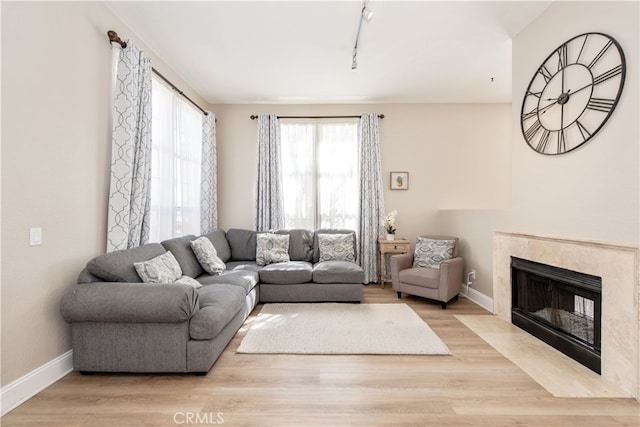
[362,6,373,23]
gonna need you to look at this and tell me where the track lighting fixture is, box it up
[351,0,373,71]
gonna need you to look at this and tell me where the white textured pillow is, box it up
[256,233,290,266]
[174,275,202,289]
[190,237,226,275]
[318,233,355,262]
[134,251,182,283]
[413,237,456,269]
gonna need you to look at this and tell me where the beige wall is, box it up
[0,1,206,387]
[213,103,511,247]
[440,0,639,298]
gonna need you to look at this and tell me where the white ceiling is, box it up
[105,1,552,105]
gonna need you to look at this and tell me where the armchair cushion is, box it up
[413,237,456,269]
[398,267,441,289]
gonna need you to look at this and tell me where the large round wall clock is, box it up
[520,32,625,155]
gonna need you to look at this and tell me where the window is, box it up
[280,119,359,230]
[150,76,202,242]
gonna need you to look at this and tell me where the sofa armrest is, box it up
[60,282,199,324]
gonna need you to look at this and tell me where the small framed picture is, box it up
[390,172,409,190]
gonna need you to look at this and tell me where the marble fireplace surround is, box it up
[493,231,639,400]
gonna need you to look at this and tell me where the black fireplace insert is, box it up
[511,257,602,374]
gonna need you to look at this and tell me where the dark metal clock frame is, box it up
[520,32,626,155]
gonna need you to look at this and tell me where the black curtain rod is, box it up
[250,114,384,120]
[107,30,209,116]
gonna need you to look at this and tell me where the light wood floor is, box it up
[3,286,639,426]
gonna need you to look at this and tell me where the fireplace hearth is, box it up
[511,257,602,374]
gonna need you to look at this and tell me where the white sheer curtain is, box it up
[149,77,202,242]
[280,120,358,230]
[106,41,152,252]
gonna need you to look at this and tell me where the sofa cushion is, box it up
[161,235,204,278]
[275,229,313,261]
[256,233,290,266]
[259,261,313,284]
[190,284,245,340]
[197,270,260,294]
[86,243,167,283]
[226,228,257,261]
[413,237,456,269]
[312,260,364,284]
[399,267,441,289]
[190,236,226,275]
[225,261,261,272]
[134,251,183,283]
[313,229,357,263]
[202,229,231,262]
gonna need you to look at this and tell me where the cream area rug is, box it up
[237,303,451,355]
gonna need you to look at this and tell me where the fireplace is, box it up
[511,257,602,374]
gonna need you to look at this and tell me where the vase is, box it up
[386,234,395,241]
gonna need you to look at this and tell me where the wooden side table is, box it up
[378,238,410,288]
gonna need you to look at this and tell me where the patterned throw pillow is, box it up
[134,251,183,283]
[174,275,202,289]
[190,237,226,275]
[318,233,356,262]
[413,237,456,269]
[256,233,290,266]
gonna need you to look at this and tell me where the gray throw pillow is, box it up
[318,233,356,262]
[190,236,226,275]
[413,237,456,269]
[256,233,290,266]
[134,251,183,283]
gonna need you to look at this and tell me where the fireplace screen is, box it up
[511,257,602,373]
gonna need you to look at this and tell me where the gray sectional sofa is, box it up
[60,228,363,374]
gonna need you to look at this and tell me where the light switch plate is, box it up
[29,227,42,246]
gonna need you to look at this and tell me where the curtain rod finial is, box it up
[107,30,127,49]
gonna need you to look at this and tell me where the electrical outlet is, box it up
[29,227,42,246]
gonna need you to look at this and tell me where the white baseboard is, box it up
[462,286,494,313]
[1,350,73,416]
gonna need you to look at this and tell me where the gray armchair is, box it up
[390,235,463,309]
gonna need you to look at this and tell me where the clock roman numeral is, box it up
[524,119,542,142]
[576,120,592,141]
[537,65,554,83]
[536,129,551,152]
[526,90,542,98]
[557,43,568,70]
[557,130,566,153]
[588,40,614,69]
[586,97,616,113]
[521,107,538,121]
[593,64,623,86]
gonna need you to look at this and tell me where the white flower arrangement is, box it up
[383,210,398,234]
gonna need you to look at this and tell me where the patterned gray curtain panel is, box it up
[200,112,218,234]
[255,113,285,232]
[358,113,385,283]
[106,42,152,252]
